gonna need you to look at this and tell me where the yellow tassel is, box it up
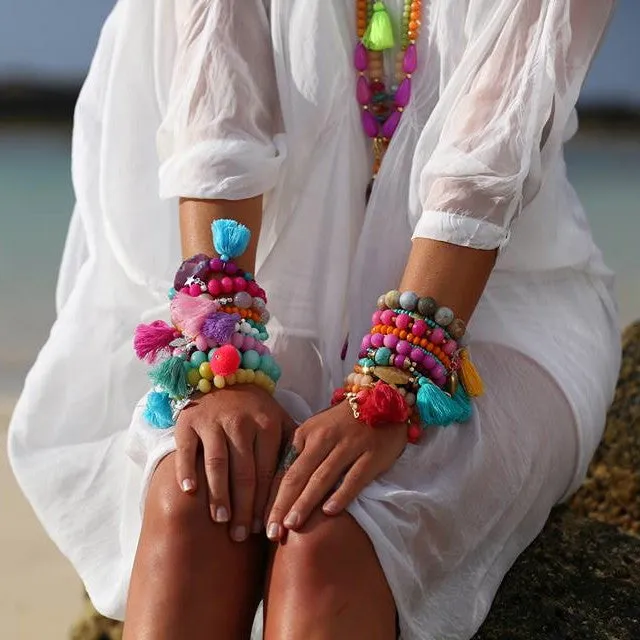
[458,348,484,397]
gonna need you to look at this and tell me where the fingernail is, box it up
[232,525,248,542]
[252,518,263,534]
[323,500,338,515]
[267,522,280,540]
[215,506,229,523]
[283,511,299,529]
[181,478,195,493]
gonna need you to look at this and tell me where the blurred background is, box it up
[0,1,639,638]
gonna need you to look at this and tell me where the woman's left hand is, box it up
[264,401,408,541]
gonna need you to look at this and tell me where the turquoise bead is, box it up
[374,347,392,365]
[242,349,261,370]
[190,351,208,367]
[208,348,218,360]
[182,360,193,371]
[168,287,177,300]
[359,358,375,368]
[260,354,276,375]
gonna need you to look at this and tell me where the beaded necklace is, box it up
[354,0,422,197]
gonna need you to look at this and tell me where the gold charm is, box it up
[372,366,412,386]
[447,371,459,397]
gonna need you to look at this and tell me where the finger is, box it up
[227,424,257,543]
[322,452,378,516]
[283,444,357,531]
[198,425,231,524]
[251,419,281,534]
[174,426,199,493]
[266,431,334,541]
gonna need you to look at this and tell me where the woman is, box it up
[8,0,619,638]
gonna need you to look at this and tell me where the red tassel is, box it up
[133,320,178,363]
[358,382,410,427]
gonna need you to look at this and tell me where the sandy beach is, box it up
[1,406,81,640]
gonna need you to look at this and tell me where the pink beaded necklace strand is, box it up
[355,0,421,197]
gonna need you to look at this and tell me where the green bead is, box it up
[168,287,177,300]
[384,290,401,309]
[190,351,208,367]
[187,368,202,387]
[242,349,261,370]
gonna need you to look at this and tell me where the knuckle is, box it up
[204,455,227,472]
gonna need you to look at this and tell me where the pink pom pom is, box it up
[210,344,241,376]
[170,291,220,338]
[133,320,178,363]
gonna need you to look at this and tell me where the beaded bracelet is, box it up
[134,220,281,429]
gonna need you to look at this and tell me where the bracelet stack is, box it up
[133,219,281,429]
[333,290,483,443]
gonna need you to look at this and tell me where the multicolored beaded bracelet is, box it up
[134,220,281,429]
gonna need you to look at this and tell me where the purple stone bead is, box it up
[410,347,424,363]
[362,110,380,138]
[209,258,224,272]
[381,109,402,138]
[361,334,373,350]
[356,76,372,105]
[396,340,412,356]
[354,42,369,72]
[174,253,211,290]
[383,334,399,349]
[424,355,436,370]
[430,327,445,345]
[394,77,411,107]
[371,333,385,348]
[403,44,417,74]
[224,261,238,275]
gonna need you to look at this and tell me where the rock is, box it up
[69,324,640,639]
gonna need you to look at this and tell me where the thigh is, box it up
[264,509,396,640]
[124,452,266,640]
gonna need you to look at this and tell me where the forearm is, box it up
[179,197,262,272]
[399,239,496,323]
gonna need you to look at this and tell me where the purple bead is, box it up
[396,340,412,356]
[410,347,424,363]
[224,261,238,275]
[383,334,399,349]
[393,355,406,369]
[434,364,447,379]
[209,258,224,272]
[356,76,372,105]
[430,327,445,345]
[403,44,417,74]
[354,42,368,72]
[174,253,211,290]
[380,309,395,325]
[442,340,457,356]
[361,334,373,350]
[424,355,436,370]
[371,333,385,348]
[394,78,411,107]
[231,333,244,349]
[362,110,380,138]
[381,110,402,138]
[372,310,382,325]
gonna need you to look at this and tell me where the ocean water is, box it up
[0,124,639,402]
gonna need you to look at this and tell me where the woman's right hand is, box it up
[174,385,295,542]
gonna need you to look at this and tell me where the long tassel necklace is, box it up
[354,0,422,200]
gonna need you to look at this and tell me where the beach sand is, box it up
[1,408,81,640]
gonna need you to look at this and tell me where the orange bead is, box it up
[406,333,414,342]
[411,10,421,20]
[409,20,420,31]
[398,330,407,339]
[427,344,433,352]
[413,337,421,345]
[420,339,429,348]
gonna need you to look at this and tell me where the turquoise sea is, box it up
[1,124,639,404]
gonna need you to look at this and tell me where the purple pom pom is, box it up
[201,312,241,345]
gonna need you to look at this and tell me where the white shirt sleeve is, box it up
[157,0,283,201]
[412,0,614,250]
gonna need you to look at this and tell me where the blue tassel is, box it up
[149,356,188,399]
[212,219,251,262]
[144,391,175,428]
[416,378,473,426]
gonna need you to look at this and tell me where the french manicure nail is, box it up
[252,518,263,534]
[232,525,248,542]
[215,506,229,523]
[181,478,195,493]
[267,522,280,540]
[323,501,338,515]
[283,511,299,529]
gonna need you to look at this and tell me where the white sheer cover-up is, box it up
[8,1,620,638]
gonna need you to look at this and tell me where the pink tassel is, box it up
[133,320,178,363]
[170,291,220,338]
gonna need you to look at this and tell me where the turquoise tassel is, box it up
[212,219,251,262]
[416,378,473,426]
[144,391,174,428]
[149,356,188,399]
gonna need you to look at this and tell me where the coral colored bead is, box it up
[383,334,399,349]
[198,378,212,393]
[180,286,189,295]
[412,319,427,337]
[430,327,445,345]
[207,280,221,296]
[380,309,395,325]
[371,333,384,348]
[220,277,233,293]
[210,344,241,376]
[395,313,410,330]
[408,424,422,442]
[189,284,201,297]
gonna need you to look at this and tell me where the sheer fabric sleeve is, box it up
[411,0,614,250]
[157,0,283,200]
